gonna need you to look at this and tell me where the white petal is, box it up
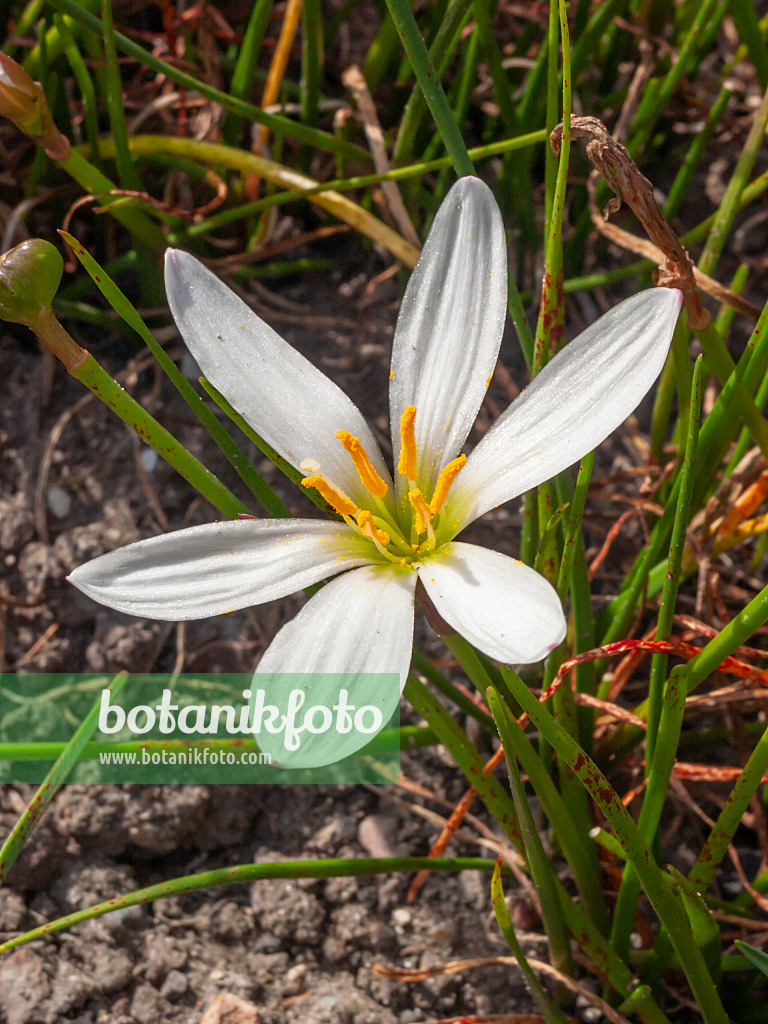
[389,177,507,500]
[165,250,393,508]
[448,289,682,530]
[253,564,417,767]
[68,519,377,620]
[416,542,566,664]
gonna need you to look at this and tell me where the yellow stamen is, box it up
[429,455,467,515]
[398,405,418,481]
[408,488,433,536]
[337,430,388,498]
[302,475,358,517]
[356,510,390,546]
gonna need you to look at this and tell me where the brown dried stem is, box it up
[551,116,758,325]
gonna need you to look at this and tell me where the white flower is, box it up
[69,177,681,764]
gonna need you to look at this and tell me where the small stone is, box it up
[160,969,188,1001]
[429,919,457,944]
[392,907,412,928]
[129,983,166,1024]
[510,897,540,932]
[313,815,356,849]
[46,486,71,518]
[0,891,26,931]
[358,815,398,858]
[282,962,308,996]
[200,992,260,1024]
[141,447,158,472]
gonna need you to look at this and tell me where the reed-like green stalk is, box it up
[499,669,729,1024]
[221,0,273,147]
[646,356,703,761]
[0,856,502,955]
[490,858,570,1023]
[61,232,286,518]
[384,0,474,176]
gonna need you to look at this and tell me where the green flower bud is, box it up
[0,53,69,160]
[0,53,45,129]
[0,239,63,325]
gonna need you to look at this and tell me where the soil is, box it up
[0,247,548,1024]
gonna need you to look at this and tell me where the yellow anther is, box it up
[408,488,433,536]
[337,430,388,498]
[301,475,358,517]
[398,405,418,481]
[356,510,390,546]
[429,455,467,515]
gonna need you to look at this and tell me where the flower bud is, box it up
[0,53,69,159]
[0,239,63,325]
[0,53,46,130]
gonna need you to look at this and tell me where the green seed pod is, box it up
[0,239,63,325]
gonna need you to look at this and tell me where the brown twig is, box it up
[374,957,632,1024]
[342,64,421,250]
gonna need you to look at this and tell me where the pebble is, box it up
[47,486,71,517]
[160,970,188,1001]
[141,447,158,472]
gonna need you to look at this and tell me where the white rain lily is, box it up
[69,177,682,765]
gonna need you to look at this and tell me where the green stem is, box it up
[174,129,547,239]
[698,81,768,276]
[610,665,688,961]
[88,135,420,265]
[54,14,102,168]
[60,231,287,517]
[557,451,593,602]
[646,356,702,762]
[301,0,324,135]
[392,0,473,168]
[729,0,768,90]
[384,0,475,177]
[490,859,570,1023]
[33,309,247,518]
[489,689,574,1004]
[488,688,609,935]
[0,856,502,954]
[0,726,437,764]
[533,0,571,371]
[500,667,729,1024]
[56,148,164,247]
[221,0,273,147]
[99,0,140,189]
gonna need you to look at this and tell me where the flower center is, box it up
[300,405,466,564]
